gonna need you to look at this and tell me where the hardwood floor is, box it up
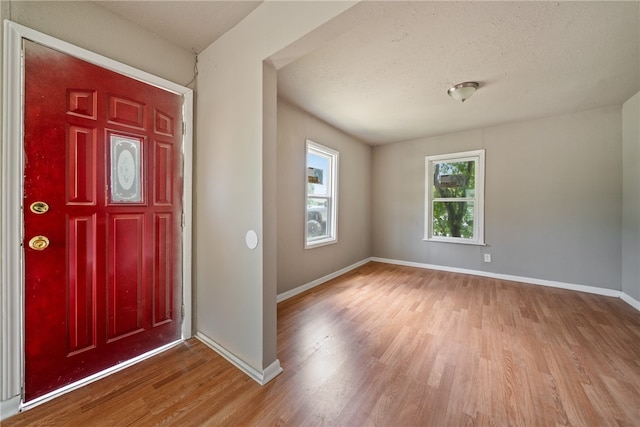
[5,262,640,426]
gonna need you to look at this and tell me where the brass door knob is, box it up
[28,235,49,251]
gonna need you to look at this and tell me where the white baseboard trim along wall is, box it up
[276,258,371,303]
[277,257,640,312]
[195,332,283,386]
[620,292,640,312]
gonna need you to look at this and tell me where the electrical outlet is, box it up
[484,253,492,263]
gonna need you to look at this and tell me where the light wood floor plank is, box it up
[4,261,640,426]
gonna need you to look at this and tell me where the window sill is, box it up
[305,238,338,249]
[423,237,486,246]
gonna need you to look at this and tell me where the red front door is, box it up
[23,40,184,401]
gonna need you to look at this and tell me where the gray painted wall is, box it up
[263,63,278,364]
[372,106,623,291]
[194,1,356,374]
[622,92,640,301]
[277,99,372,294]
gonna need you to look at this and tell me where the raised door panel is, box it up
[107,214,145,341]
[67,125,97,205]
[108,95,146,130]
[67,215,97,355]
[153,213,173,326]
[153,141,173,205]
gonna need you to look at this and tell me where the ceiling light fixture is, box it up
[447,82,479,103]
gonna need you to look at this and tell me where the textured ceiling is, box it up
[278,1,640,144]
[94,1,639,145]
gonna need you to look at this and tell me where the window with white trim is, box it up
[425,149,485,245]
[305,140,338,248]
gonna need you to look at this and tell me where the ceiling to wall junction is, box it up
[94,0,263,53]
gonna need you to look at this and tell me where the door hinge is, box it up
[181,212,185,228]
[182,122,186,135]
[181,304,185,322]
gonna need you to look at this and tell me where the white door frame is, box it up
[1,21,193,415]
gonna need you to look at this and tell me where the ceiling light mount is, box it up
[447,81,479,103]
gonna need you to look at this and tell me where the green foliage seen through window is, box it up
[432,161,475,238]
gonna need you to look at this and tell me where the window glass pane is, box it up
[110,134,142,203]
[307,152,330,196]
[432,160,475,199]
[425,149,484,244]
[306,140,338,248]
[432,201,475,238]
[307,197,330,240]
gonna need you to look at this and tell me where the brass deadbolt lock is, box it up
[30,201,49,214]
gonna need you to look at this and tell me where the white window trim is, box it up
[305,140,338,249]
[424,149,485,245]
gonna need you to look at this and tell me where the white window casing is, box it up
[424,149,485,245]
[305,140,338,248]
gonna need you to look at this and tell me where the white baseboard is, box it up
[621,292,640,311]
[262,359,284,385]
[0,395,21,421]
[277,258,371,303]
[195,332,282,386]
[371,257,639,312]
[277,257,639,311]
[371,257,624,297]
